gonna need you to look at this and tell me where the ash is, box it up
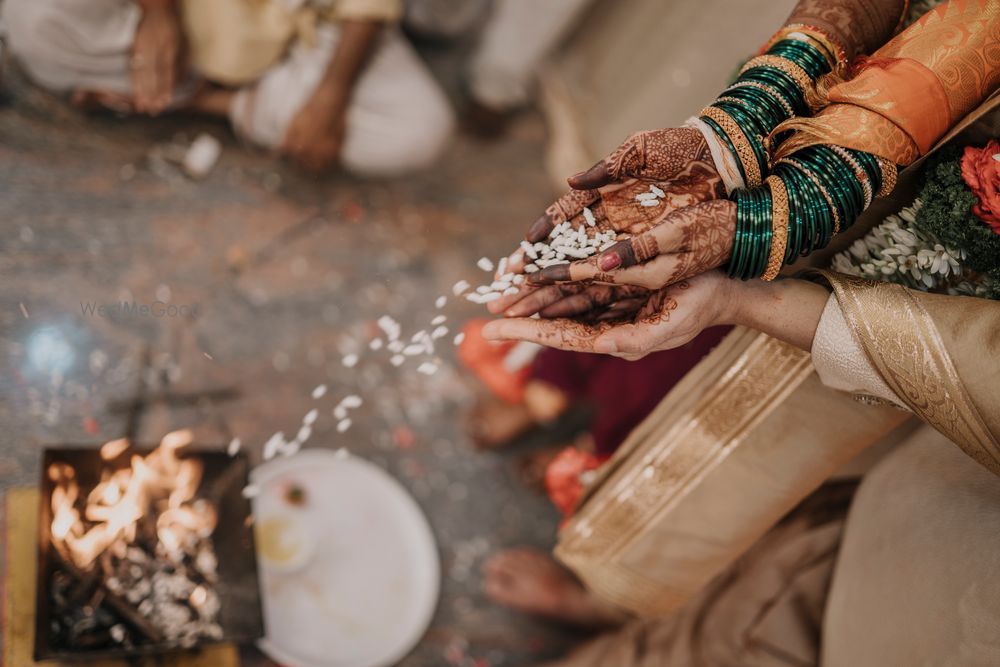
[50,530,222,651]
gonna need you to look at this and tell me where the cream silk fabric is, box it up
[810,294,905,407]
[182,0,403,86]
[819,271,1000,476]
[822,426,1000,666]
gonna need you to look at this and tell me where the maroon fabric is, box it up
[530,326,733,458]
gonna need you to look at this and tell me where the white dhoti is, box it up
[1,0,455,175]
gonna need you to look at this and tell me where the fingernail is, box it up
[570,160,604,181]
[599,252,622,271]
[595,339,617,354]
[526,273,548,286]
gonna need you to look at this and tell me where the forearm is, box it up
[725,278,830,352]
[784,0,905,60]
[315,20,381,101]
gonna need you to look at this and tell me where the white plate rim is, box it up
[251,449,440,667]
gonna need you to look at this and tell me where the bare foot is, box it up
[71,89,135,114]
[482,548,626,629]
[466,395,537,449]
[189,85,236,117]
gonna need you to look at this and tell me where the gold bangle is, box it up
[699,106,763,187]
[763,176,789,281]
[876,157,898,197]
[739,55,815,99]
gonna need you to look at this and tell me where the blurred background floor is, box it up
[0,42,584,666]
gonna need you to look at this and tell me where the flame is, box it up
[48,429,212,569]
[100,438,129,460]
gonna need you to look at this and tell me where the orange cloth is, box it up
[774,0,1000,164]
[456,319,532,404]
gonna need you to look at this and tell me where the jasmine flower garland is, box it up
[831,148,1000,299]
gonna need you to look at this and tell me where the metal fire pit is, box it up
[34,445,264,662]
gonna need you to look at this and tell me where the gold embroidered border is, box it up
[556,332,813,611]
[821,271,1000,473]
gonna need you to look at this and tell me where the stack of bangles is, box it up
[728,147,898,281]
[699,24,843,188]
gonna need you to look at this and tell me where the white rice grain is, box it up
[341,395,363,408]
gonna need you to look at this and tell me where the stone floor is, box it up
[0,46,586,666]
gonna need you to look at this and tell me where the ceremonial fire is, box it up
[36,431,262,659]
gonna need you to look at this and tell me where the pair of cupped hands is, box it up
[482,127,743,359]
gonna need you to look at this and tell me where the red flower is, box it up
[544,447,602,519]
[960,140,1000,235]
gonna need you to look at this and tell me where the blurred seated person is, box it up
[1,0,455,173]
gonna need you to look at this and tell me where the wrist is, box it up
[722,277,830,351]
[310,82,349,112]
[718,276,764,328]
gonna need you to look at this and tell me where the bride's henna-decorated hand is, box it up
[482,271,735,360]
[525,128,723,244]
[526,199,736,291]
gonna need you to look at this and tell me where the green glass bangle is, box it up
[722,87,789,127]
[809,151,864,225]
[794,149,862,224]
[753,188,774,278]
[784,166,824,256]
[746,67,809,113]
[729,189,752,279]
[722,82,795,120]
[767,39,831,79]
[786,170,818,256]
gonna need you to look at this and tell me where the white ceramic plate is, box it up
[251,449,440,667]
